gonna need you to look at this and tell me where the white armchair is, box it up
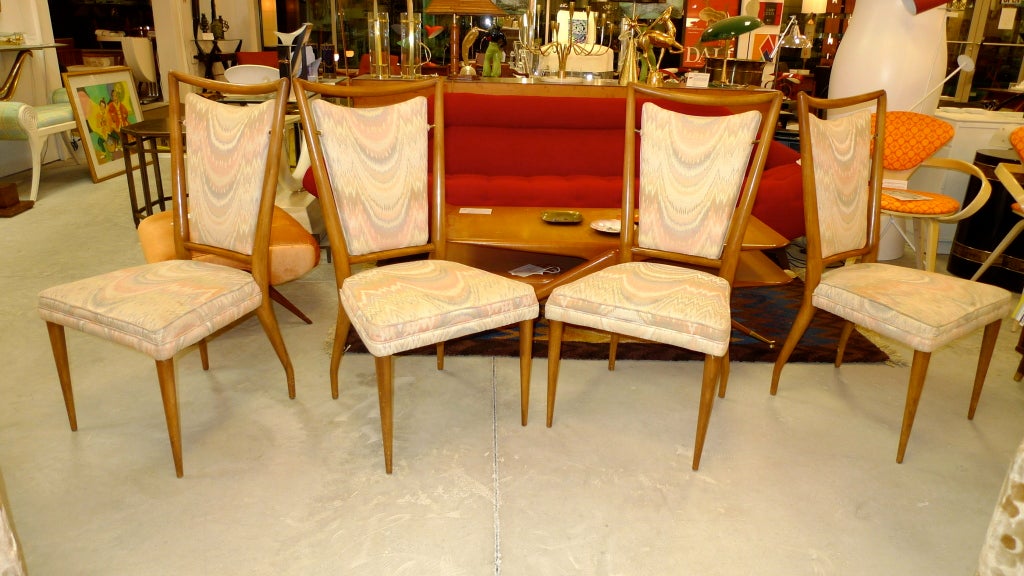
[0,88,79,202]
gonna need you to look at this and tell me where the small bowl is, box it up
[223,64,280,85]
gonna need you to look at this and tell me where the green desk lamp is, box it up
[700,15,764,85]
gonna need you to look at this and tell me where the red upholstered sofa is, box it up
[302,91,805,241]
[442,92,805,241]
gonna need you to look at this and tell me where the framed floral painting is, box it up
[63,66,143,182]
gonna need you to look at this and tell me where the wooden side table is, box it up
[121,117,174,227]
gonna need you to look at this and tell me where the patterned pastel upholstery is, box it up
[0,89,79,201]
[977,436,1024,575]
[814,262,1011,353]
[311,96,429,256]
[637,104,760,258]
[341,259,539,357]
[773,90,1013,464]
[36,73,294,477]
[184,94,275,254]
[546,262,732,355]
[296,78,539,473]
[39,261,261,360]
[808,110,873,259]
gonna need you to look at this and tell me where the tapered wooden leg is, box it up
[331,311,352,399]
[771,297,818,395]
[546,320,564,427]
[897,350,931,464]
[269,286,313,324]
[923,220,940,273]
[912,218,927,271]
[436,342,445,371]
[254,300,296,399]
[969,320,1002,420]
[45,322,77,431]
[608,334,618,371]
[198,339,209,371]
[835,320,854,368]
[972,220,1024,281]
[718,349,730,399]
[155,358,183,478]
[519,319,534,426]
[375,355,395,474]
[692,354,720,471]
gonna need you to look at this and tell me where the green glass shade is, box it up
[700,15,764,42]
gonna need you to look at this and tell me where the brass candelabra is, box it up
[523,2,612,82]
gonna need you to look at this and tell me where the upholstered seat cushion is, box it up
[38,260,262,360]
[545,262,732,356]
[813,262,1012,353]
[0,101,75,139]
[137,207,320,285]
[881,189,960,215]
[341,259,539,357]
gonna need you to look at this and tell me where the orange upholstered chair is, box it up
[878,111,991,271]
[971,126,1024,282]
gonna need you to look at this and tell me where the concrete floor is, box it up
[3,159,1024,575]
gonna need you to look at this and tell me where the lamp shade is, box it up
[700,15,764,42]
[424,0,505,15]
[778,18,812,49]
[802,0,828,13]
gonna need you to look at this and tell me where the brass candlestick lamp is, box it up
[524,2,611,82]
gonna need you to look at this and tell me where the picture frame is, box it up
[62,66,144,183]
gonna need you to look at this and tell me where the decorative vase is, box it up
[400,13,422,79]
[828,0,946,114]
[368,11,390,79]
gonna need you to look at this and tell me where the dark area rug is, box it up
[342,280,890,363]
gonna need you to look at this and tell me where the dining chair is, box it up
[37,72,296,477]
[878,110,991,271]
[294,77,539,474]
[970,125,1024,282]
[771,90,1013,463]
[0,88,80,202]
[544,84,783,471]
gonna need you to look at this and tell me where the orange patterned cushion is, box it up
[882,190,960,215]
[874,111,954,171]
[1011,126,1024,161]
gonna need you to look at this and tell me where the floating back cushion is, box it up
[312,96,429,256]
[184,93,275,256]
[809,110,874,259]
[637,103,760,258]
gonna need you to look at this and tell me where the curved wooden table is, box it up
[446,206,793,346]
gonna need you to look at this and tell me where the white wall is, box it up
[0,0,63,179]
